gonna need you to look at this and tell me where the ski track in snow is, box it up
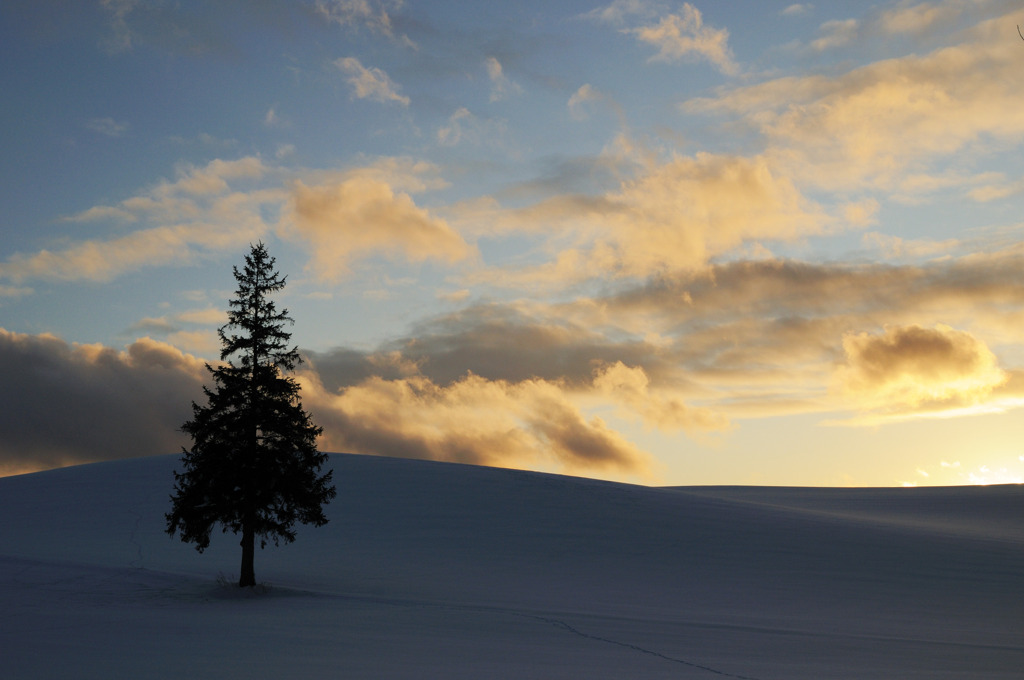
[524,613,763,679]
[0,560,761,678]
[302,588,767,679]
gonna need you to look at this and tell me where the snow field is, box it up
[2,453,1022,678]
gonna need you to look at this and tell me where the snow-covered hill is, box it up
[2,453,1022,679]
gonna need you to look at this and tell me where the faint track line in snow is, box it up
[310,590,766,677]
[528,614,764,680]
[318,591,765,677]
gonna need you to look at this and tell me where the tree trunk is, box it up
[239,523,256,587]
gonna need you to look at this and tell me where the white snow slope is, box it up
[1,453,1022,679]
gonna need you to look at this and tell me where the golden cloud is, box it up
[562,153,823,281]
[0,157,276,283]
[0,226,217,283]
[603,153,825,273]
[173,307,226,325]
[335,57,410,106]
[683,11,1024,195]
[861,232,960,260]
[125,307,226,356]
[627,4,738,74]
[283,171,473,282]
[562,251,1024,421]
[0,330,207,473]
[835,324,1007,412]
[593,361,729,431]
[459,151,833,288]
[0,214,271,284]
[1,155,472,286]
[878,0,967,35]
[63,205,138,223]
[298,370,653,477]
[168,157,266,195]
[810,18,858,51]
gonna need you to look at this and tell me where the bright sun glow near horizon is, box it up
[2,1,1024,487]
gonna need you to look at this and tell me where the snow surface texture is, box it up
[1,453,1022,679]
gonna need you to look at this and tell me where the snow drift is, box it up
[1,453,1022,679]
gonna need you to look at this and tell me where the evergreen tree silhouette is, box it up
[167,242,336,587]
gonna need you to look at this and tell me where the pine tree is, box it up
[166,242,336,587]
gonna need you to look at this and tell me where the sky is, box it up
[2,0,1024,487]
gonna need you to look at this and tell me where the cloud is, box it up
[298,368,652,476]
[126,317,178,335]
[684,12,1024,194]
[95,0,260,57]
[169,132,239,149]
[597,153,826,275]
[969,176,1024,203]
[436,108,506,147]
[315,0,392,31]
[124,307,226,354]
[835,324,1007,413]
[0,324,657,480]
[0,157,276,283]
[174,307,224,325]
[466,151,830,285]
[781,4,813,16]
[862,231,959,260]
[586,1,738,74]
[568,84,601,119]
[62,205,138,223]
[8,244,1024,476]
[160,330,219,356]
[86,117,129,137]
[169,156,266,195]
[264,106,291,128]
[99,0,137,52]
[810,18,858,51]
[281,162,472,282]
[305,302,727,472]
[3,155,482,287]
[335,57,410,106]
[878,0,966,35]
[334,302,676,388]
[583,0,662,25]
[561,247,1024,421]
[0,329,205,475]
[485,57,522,102]
[438,288,471,303]
[0,285,33,298]
[303,302,728,437]
[627,3,737,74]
[437,108,473,146]
[885,170,1006,204]
[315,0,414,46]
[593,361,728,430]
[0,225,233,283]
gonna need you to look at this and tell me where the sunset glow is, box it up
[2,1,1023,486]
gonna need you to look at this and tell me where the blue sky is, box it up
[3,0,1024,486]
